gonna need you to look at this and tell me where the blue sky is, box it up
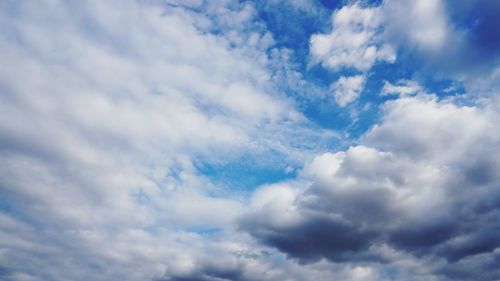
[1,1,500,280]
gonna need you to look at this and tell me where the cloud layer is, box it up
[0,1,328,280]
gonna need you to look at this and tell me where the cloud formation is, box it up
[0,1,333,280]
[381,80,422,97]
[310,4,395,72]
[1,0,500,281]
[242,93,500,279]
[331,75,366,107]
[383,0,500,76]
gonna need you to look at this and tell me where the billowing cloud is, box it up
[242,93,500,280]
[312,0,500,78]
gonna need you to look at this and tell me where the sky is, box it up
[1,0,500,280]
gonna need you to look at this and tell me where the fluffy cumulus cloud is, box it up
[242,93,500,280]
[2,0,500,281]
[331,75,366,107]
[383,0,451,52]
[311,0,500,77]
[310,4,396,72]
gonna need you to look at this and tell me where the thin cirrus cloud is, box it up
[380,79,422,97]
[1,1,500,281]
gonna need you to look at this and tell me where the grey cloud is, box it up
[241,94,500,280]
[154,243,422,281]
[438,227,500,262]
[241,211,377,263]
[437,251,500,281]
[154,255,272,281]
[388,218,461,255]
[158,266,246,281]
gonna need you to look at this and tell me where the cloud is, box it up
[382,0,500,77]
[154,244,393,281]
[381,80,422,97]
[312,0,500,79]
[0,1,337,280]
[2,1,500,281]
[383,0,450,52]
[330,75,366,106]
[241,93,500,280]
[310,4,395,71]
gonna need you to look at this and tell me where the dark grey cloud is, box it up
[437,251,500,281]
[157,263,246,281]
[241,211,377,263]
[438,227,500,263]
[388,218,461,255]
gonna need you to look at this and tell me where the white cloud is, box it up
[330,75,366,106]
[310,4,395,71]
[0,1,338,280]
[242,92,500,279]
[2,1,500,281]
[381,80,422,96]
[364,94,493,163]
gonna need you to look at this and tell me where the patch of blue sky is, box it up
[196,154,298,192]
[0,193,18,217]
[449,1,500,53]
[255,0,330,54]
[369,55,466,98]
[0,192,44,231]
[317,0,345,10]
[298,63,462,140]
[251,1,378,132]
[192,0,470,192]
[132,188,152,205]
[186,226,224,235]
